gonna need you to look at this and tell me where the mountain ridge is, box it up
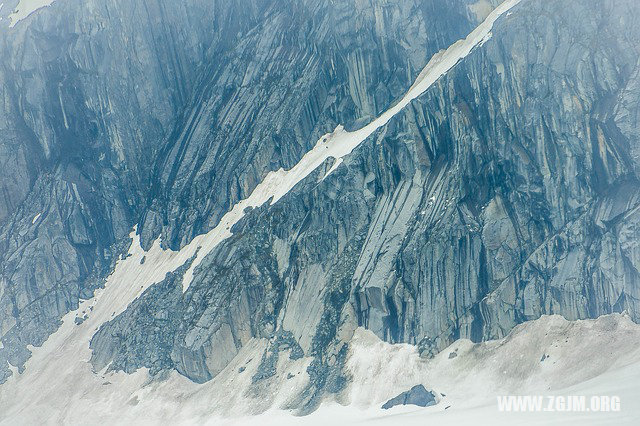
[0,0,639,422]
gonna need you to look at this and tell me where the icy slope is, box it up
[246,314,640,425]
[1,311,638,424]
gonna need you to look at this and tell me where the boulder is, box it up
[381,385,437,409]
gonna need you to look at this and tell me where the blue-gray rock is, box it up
[381,385,437,409]
[0,0,639,415]
[0,0,477,384]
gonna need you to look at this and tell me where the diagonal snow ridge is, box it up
[178,0,520,292]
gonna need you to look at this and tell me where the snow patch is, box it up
[31,212,41,224]
[8,0,56,28]
[342,314,640,409]
[252,314,640,425]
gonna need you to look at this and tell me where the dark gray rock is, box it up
[381,385,437,409]
[252,331,304,384]
[89,263,188,378]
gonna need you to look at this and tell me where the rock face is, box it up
[0,0,639,413]
[0,0,479,383]
[381,384,437,409]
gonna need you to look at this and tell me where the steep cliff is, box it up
[0,0,638,418]
[0,0,481,382]
[87,0,640,408]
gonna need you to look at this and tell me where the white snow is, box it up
[8,0,56,28]
[1,311,639,425]
[244,314,640,425]
[31,212,41,224]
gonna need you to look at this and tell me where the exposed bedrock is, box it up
[1,0,639,408]
[89,0,640,397]
[0,0,478,381]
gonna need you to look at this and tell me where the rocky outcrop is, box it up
[86,0,640,398]
[381,384,437,409]
[0,0,483,382]
[0,0,216,381]
[139,0,479,251]
[376,0,640,350]
[1,0,639,414]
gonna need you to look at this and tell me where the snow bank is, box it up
[342,314,640,409]
[2,308,639,425]
[250,314,640,426]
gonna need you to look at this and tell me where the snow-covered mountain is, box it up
[0,0,639,424]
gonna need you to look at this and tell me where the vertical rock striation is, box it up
[1,0,639,413]
[0,0,479,383]
[89,1,640,403]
